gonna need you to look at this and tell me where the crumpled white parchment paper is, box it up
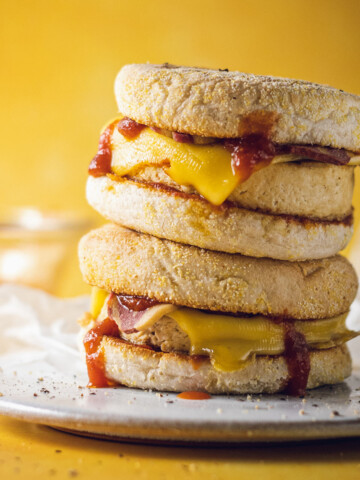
[0,284,88,377]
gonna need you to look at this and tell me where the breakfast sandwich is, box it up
[79,64,360,396]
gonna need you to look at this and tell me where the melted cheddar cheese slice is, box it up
[109,122,360,206]
[167,309,354,371]
[111,125,240,205]
[90,286,109,318]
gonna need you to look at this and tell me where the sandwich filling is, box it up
[88,117,360,206]
[82,287,358,395]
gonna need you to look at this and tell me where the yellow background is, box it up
[1,1,360,477]
[1,0,360,212]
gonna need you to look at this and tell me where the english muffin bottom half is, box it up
[78,224,359,395]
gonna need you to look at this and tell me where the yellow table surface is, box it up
[1,416,359,480]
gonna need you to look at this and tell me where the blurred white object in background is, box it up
[0,208,93,295]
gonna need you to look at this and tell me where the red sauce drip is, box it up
[224,134,276,182]
[83,317,119,387]
[88,120,118,177]
[189,355,207,371]
[116,294,160,312]
[177,391,211,400]
[117,117,145,139]
[283,322,311,396]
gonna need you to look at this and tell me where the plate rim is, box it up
[1,397,360,443]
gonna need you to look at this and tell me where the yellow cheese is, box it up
[129,302,356,371]
[110,122,360,206]
[349,155,360,165]
[90,286,109,318]
[166,309,355,372]
[111,125,241,205]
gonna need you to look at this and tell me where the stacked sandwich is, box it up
[79,64,360,395]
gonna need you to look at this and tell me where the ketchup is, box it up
[117,117,145,139]
[116,293,159,311]
[189,355,206,371]
[83,318,119,387]
[224,134,276,182]
[177,391,211,400]
[283,322,310,396]
[88,120,118,177]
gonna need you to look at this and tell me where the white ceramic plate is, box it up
[0,285,359,444]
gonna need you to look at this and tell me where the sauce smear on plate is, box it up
[177,391,211,400]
